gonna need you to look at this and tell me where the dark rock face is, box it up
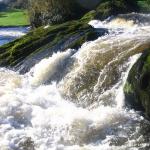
[94,0,139,20]
[76,0,101,9]
[124,48,150,118]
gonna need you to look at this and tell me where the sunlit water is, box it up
[0,13,150,150]
[0,27,29,46]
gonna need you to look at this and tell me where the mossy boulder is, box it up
[124,48,150,118]
[93,0,139,20]
[81,10,97,22]
[0,20,106,72]
[81,0,141,21]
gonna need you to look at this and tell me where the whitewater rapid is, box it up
[0,54,144,150]
[0,13,150,150]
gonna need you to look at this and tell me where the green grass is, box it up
[0,9,30,26]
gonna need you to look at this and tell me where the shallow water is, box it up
[0,13,150,150]
[0,27,29,46]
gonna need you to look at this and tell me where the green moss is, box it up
[92,0,139,20]
[81,0,149,22]
[137,0,150,12]
[124,48,150,118]
[139,90,150,116]
[143,55,150,73]
[95,1,112,20]
[124,81,134,94]
[81,10,97,22]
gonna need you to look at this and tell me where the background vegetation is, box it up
[0,0,28,10]
[0,0,150,27]
[137,0,150,12]
[28,0,86,27]
[27,0,150,28]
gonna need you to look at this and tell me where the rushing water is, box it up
[0,27,29,46]
[0,13,150,150]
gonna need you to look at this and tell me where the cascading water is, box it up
[0,13,150,150]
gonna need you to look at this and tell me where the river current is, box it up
[0,27,29,46]
[0,13,150,150]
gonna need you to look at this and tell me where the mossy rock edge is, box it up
[124,48,150,118]
[0,19,107,73]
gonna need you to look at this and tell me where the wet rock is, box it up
[124,48,150,118]
[90,0,139,20]
[0,20,106,73]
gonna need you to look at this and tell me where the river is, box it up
[0,14,150,150]
[0,27,29,46]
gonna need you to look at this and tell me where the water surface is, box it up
[0,27,29,46]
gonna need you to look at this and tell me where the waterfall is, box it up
[59,13,150,107]
[29,49,74,86]
[0,13,150,150]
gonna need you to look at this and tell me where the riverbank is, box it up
[0,9,30,27]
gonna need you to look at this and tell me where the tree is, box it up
[28,0,86,27]
[11,0,28,8]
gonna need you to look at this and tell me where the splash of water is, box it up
[0,13,150,150]
[59,15,150,107]
[29,49,74,86]
[0,53,149,150]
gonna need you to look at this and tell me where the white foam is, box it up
[89,18,136,30]
[0,30,26,37]
[59,20,150,105]
[29,49,73,86]
[0,53,147,150]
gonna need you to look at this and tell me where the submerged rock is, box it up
[124,48,150,118]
